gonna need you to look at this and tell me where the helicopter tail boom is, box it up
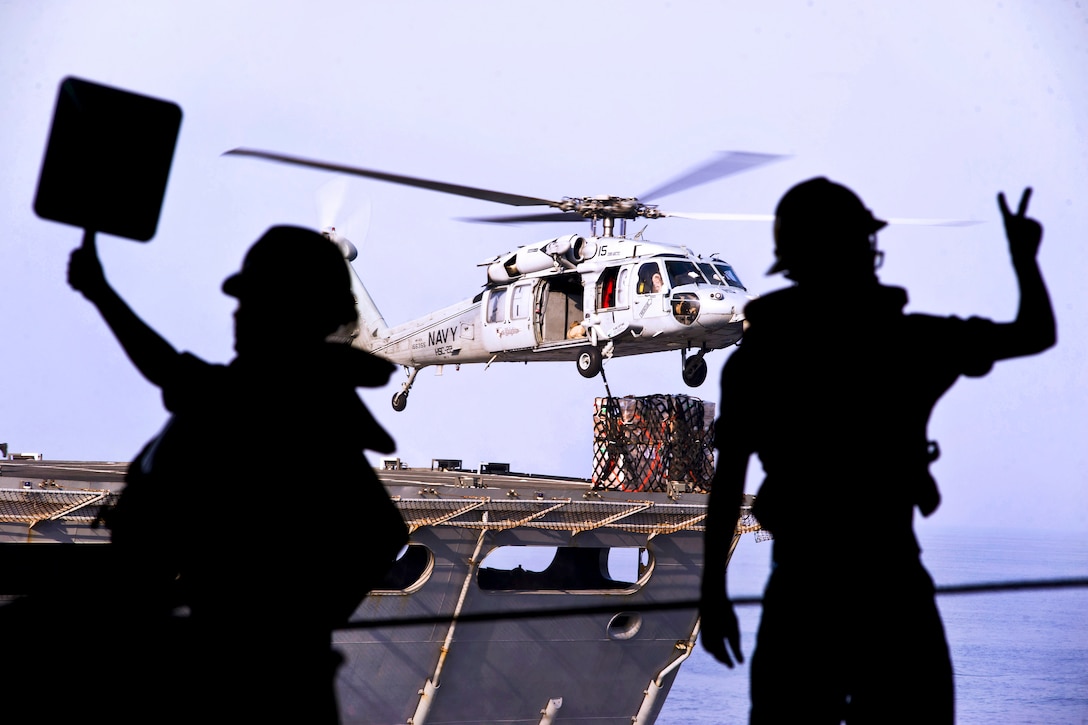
[345,257,390,351]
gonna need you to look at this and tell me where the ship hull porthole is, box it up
[606,611,643,641]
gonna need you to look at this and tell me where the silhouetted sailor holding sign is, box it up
[700,178,1055,724]
[68,225,406,723]
[26,77,408,723]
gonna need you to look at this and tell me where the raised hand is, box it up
[997,188,1043,264]
[68,229,109,301]
[994,186,1056,358]
[65,228,180,387]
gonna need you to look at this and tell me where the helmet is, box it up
[222,225,358,326]
[769,177,887,275]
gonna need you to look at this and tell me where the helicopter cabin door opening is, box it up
[482,281,535,352]
[537,273,584,343]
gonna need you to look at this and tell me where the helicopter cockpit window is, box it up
[510,283,531,319]
[665,260,705,288]
[636,262,665,295]
[698,262,722,285]
[699,261,745,289]
[713,262,746,290]
[616,267,630,307]
[487,287,508,323]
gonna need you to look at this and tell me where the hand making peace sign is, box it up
[998,187,1044,264]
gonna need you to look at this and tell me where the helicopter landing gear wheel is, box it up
[391,365,421,411]
[576,347,602,378]
[682,354,708,387]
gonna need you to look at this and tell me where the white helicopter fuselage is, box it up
[341,232,756,408]
[232,146,786,410]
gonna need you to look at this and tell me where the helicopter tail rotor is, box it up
[316,175,349,231]
[315,175,371,261]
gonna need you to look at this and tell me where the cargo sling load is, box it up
[593,394,716,493]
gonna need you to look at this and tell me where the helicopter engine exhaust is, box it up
[486,234,587,284]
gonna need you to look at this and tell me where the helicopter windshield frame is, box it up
[664,259,708,288]
[698,261,747,291]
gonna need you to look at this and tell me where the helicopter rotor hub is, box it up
[559,196,662,221]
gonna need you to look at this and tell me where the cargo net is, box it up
[592,394,715,493]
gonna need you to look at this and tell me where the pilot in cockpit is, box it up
[637,263,664,294]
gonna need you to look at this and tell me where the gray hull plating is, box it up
[1,461,755,724]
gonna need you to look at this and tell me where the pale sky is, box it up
[2,0,1086,533]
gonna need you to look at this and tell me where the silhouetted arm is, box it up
[989,188,1057,360]
[699,435,749,668]
[68,230,181,388]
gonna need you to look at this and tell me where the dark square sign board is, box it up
[34,77,182,241]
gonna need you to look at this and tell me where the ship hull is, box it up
[0,461,751,724]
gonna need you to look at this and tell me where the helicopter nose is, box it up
[671,289,747,327]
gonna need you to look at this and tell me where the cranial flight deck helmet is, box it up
[769,177,888,276]
[222,225,359,329]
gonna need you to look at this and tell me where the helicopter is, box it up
[226,148,786,411]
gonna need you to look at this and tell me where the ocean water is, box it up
[658,525,1088,725]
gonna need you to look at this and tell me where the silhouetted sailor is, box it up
[67,226,409,723]
[699,180,1055,724]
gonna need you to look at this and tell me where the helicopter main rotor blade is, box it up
[225,148,559,208]
[662,211,776,222]
[458,211,586,224]
[884,217,982,226]
[662,211,981,226]
[639,151,787,203]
